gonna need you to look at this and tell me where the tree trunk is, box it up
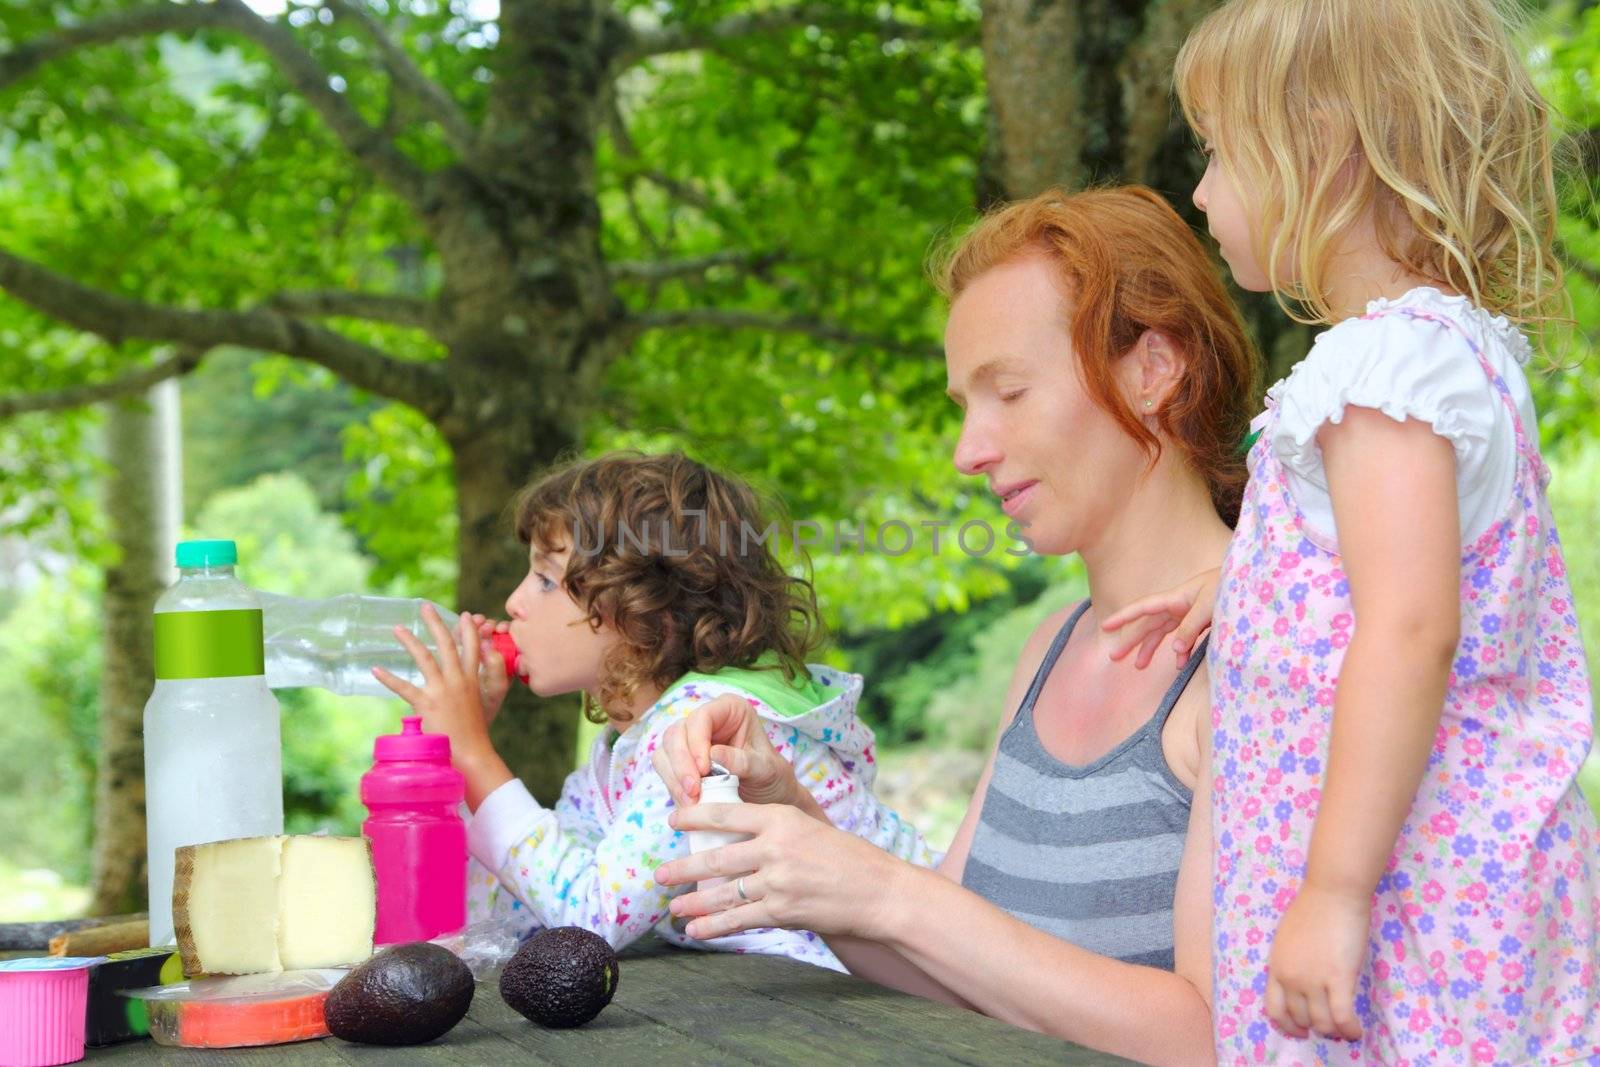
[977,0,1309,378]
[978,0,1083,198]
[978,0,1216,196]
[91,380,178,914]
[422,0,621,800]
[444,373,587,803]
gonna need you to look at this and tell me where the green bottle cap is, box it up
[174,540,237,568]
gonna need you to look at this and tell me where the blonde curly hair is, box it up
[1175,0,1566,335]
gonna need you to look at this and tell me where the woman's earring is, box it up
[1143,399,1153,409]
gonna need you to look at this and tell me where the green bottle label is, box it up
[153,609,265,679]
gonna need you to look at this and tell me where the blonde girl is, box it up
[1168,0,1600,1062]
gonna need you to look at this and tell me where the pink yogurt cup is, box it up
[0,956,100,1067]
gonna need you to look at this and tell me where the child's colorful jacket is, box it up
[465,664,936,970]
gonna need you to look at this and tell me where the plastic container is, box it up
[0,957,100,1067]
[144,539,283,948]
[257,592,525,697]
[142,995,328,1049]
[84,948,176,1047]
[121,970,339,1049]
[361,716,468,944]
[687,768,752,891]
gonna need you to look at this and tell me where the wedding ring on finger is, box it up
[736,876,750,902]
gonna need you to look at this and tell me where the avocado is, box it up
[325,941,474,1046]
[498,927,619,1028]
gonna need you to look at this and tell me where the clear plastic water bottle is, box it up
[144,539,283,947]
[256,592,524,698]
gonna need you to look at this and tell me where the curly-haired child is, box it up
[375,451,932,970]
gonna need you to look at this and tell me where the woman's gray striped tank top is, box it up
[960,600,1207,970]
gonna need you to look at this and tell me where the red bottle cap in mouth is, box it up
[489,631,526,683]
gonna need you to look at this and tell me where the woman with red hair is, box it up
[655,186,1259,1064]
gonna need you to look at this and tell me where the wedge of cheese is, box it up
[277,836,375,969]
[173,835,374,976]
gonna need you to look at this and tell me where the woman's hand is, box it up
[654,802,909,943]
[1265,883,1367,1042]
[651,694,799,808]
[1100,568,1220,668]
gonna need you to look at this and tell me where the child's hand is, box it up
[469,614,512,725]
[1100,567,1220,668]
[374,605,497,764]
[651,694,798,809]
[1266,883,1367,1042]
[472,614,507,644]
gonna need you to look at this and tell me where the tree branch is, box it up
[610,251,782,284]
[0,247,450,418]
[213,0,430,208]
[323,0,476,156]
[263,289,433,329]
[640,169,749,234]
[625,307,938,358]
[0,3,237,91]
[0,348,204,419]
[619,5,933,67]
[605,94,744,240]
[0,1,430,210]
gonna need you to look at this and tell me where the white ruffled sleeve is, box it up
[1268,310,1516,543]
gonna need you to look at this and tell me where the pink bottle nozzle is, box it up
[489,631,526,683]
[373,715,451,762]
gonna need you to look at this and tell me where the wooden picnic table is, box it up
[57,939,1133,1066]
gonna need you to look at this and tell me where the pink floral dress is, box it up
[1210,303,1600,1065]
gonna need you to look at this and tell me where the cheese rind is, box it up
[173,836,283,976]
[171,835,374,975]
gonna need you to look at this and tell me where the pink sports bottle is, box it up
[361,716,468,944]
